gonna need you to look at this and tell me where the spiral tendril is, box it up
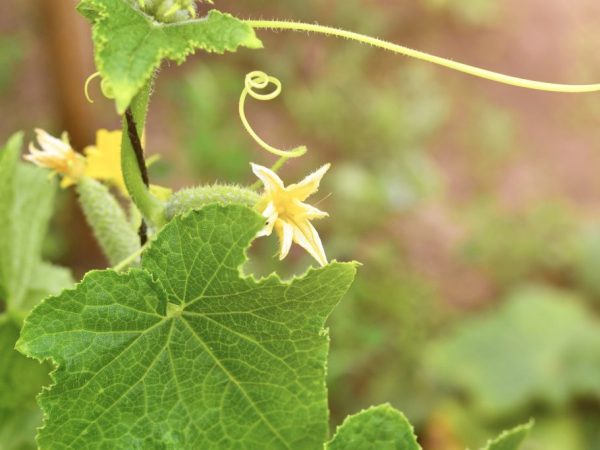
[239,71,308,159]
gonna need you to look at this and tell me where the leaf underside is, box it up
[18,204,356,449]
[77,0,262,113]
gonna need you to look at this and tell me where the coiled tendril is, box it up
[84,72,114,103]
[239,71,307,159]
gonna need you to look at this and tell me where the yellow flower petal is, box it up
[84,129,127,194]
[251,163,285,191]
[292,199,328,220]
[291,219,327,267]
[287,163,330,201]
[60,177,76,189]
[276,221,294,260]
[252,163,330,266]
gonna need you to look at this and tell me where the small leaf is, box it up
[326,404,422,450]
[481,420,533,450]
[18,204,357,449]
[77,0,262,113]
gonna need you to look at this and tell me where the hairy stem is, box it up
[120,81,166,230]
[247,20,600,93]
[125,109,150,187]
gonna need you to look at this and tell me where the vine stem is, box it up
[120,81,166,230]
[246,20,600,94]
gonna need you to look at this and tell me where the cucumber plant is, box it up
[3,0,599,448]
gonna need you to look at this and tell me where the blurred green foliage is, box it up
[428,285,600,416]
[328,246,440,424]
[462,202,577,285]
[169,66,251,182]
[427,285,600,450]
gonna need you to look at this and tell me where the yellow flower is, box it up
[25,129,86,188]
[252,163,330,266]
[84,129,127,194]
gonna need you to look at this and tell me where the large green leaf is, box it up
[326,404,421,450]
[426,285,600,417]
[77,0,262,113]
[18,204,357,449]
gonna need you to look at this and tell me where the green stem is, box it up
[113,243,148,272]
[120,81,166,227]
[247,20,600,93]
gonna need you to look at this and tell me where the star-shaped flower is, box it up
[25,129,86,188]
[252,163,330,266]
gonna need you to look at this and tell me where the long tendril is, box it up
[246,20,600,94]
[239,71,308,159]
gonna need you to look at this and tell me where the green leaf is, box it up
[77,0,262,113]
[0,133,58,310]
[426,285,600,417]
[481,421,533,450]
[0,318,50,450]
[326,404,422,450]
[18,204,357,449]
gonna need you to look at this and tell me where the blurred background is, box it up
[2,0,600,448]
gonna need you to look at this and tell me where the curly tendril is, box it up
[239,71,308,159]
[84,72,115,103]
[84,72,102,103]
